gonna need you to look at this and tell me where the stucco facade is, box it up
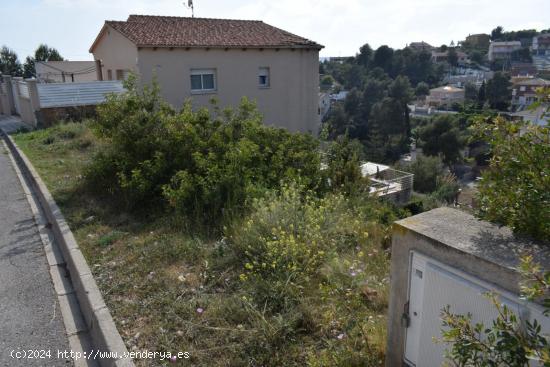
[91,26,138,81]
[91,22,321,133]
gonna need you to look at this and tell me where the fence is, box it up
[369,168,414,204]
[0,75,124,128]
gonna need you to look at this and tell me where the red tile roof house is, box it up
[89,15,324,133]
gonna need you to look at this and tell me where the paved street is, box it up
[0,139,71,365]
[0,116,30,134]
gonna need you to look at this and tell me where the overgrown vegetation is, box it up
[88,77,324,223]
[13,79,407,366]
[473,117,549,241]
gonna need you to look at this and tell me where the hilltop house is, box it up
[431,50,469,65]
[511,77,550,107]
[464,33,490,49]
[426,86,465,107]
[407,42,434,52]
[532,33,550,71]
[90,15,323,133]
[488,41,522,62]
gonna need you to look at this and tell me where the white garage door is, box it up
[404,252,548,367]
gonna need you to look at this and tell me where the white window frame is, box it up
[190,68,217,93]
[258,67,270,88]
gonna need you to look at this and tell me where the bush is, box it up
[398,155,444,193]
[224,183,394,364]
[87,77,323,223]
[473,117,549,241]
[324,135,368,195]
[432,173,460,204]
[228,184,373,308]
[417,114,467,166]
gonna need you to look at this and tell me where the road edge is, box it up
[1,129,134,367]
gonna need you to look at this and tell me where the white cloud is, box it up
[2,0,550,60]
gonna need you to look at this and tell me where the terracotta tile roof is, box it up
[93,15,323,51]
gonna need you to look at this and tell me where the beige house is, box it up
[426,86,465,107]
[35,61,97,83]
[90,15,323,133]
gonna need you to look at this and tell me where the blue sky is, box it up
[2,0,549,61]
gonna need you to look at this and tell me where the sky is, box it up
[1,0,549,61]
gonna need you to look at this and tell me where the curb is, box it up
[1,130,134,367]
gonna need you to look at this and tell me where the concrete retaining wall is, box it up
[385,207,550,366]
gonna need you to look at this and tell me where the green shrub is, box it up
[87,78,323,222]
[398,155,444,193]
[227,183,390,308]
[223,183,393,364]
[473,117,549,241]
[324,135,369,195]
[432,173,460,204]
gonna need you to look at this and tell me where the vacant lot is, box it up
[15,122,396,366]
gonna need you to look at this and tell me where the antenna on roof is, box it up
[184,0,194,17]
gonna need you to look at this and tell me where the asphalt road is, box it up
[0,141,71,366]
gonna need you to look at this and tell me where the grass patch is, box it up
[14,122,395,366]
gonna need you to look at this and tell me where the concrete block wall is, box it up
[385,208,550,366]
[0,75,15,115]
[0,75,41,127]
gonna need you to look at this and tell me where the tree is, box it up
[320,75,334,92]
[357,43,373,68]
[470,50,484,65]
[485,72,511,110]
[34,44,64,62]
[511,47,533,63]
[472,117,549,240]
[477,80,487,109]
[325,134,366,194]
[389,75,414,139]
[23,44,64,78]
[366,97,409,162]
[418,115,465,166]
[405,155,444,193]
[373,45,394,73]
[491,26,504,41]
[447,48,459,67]
[0,46,22,76]
[415,82,430,98]
[464,83,478,103]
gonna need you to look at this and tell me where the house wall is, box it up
[92,26,138,81]
[137,47,320,133]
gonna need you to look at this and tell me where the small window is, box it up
[116,69,130,81]
[520,86,526,92]
[107,69,113,81]
[190,69,217,92]
[259,67,270,88]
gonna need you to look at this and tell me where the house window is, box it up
[520,86,526,92]
[190,69,216,92]
[259,67,270,88]
[116,69,130,80]
[107,69,113,80]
